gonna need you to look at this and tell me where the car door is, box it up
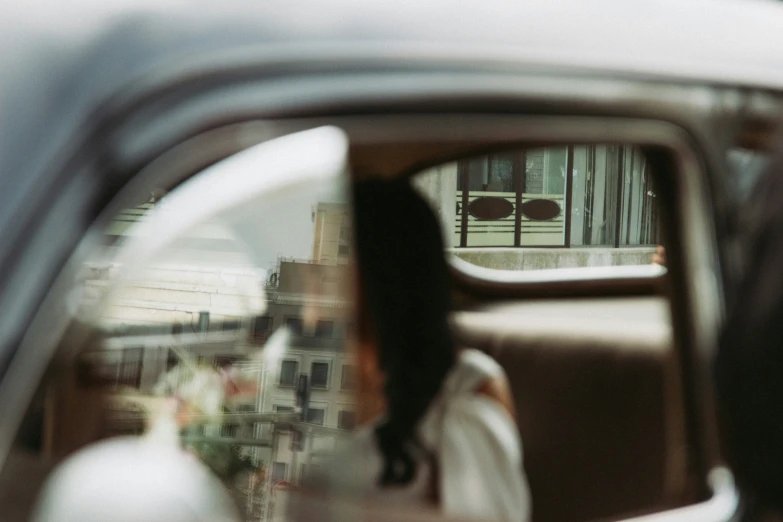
[0,5,745,522]
[0,121,732,522]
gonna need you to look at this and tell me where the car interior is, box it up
[0,114,727,522]
[350,136,693,522]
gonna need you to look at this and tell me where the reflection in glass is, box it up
[65,186,355,521]
[414,145,662,271]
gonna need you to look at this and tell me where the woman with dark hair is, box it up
[317,177,530,521]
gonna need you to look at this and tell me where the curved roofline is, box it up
[5,0,783,93]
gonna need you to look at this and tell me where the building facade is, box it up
[310,202,352,265]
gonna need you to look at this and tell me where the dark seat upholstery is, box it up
[453,297,686,522]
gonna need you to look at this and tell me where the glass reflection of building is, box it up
[310,202,352,265]
[255,255,354,488]
[78,197,355,521]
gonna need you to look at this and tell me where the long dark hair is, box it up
[715,151,783,512]
[351,177,456,487]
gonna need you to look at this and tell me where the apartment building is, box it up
[253,258,355,487]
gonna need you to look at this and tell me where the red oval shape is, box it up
[521,199,561,221]
[468,197,514,220]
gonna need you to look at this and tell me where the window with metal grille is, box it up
[451,146,660,249]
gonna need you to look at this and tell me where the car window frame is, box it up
[0,113,727,519]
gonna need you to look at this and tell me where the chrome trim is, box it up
[617,468,738,522]
[449,255,666,284]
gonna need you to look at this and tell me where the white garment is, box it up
[325,349,531,522]
[32,437,240,522]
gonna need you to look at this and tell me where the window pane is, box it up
[285,317,303,335]
[311,362,329,388]
[315,320,334,339]
[455,157,517,247]
[570,145,661,248]
[544,147,567,195]
[279,360,298,386]
[272,462,288,483]
[569,146,588,246]
[488,154,515,192]
[520,147,566,246]
[252,315,271,340]
[306,408,325,425]
[524,149,544,194]
[463,156,490,191]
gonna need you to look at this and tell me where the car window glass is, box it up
[9,129,357,522]
[413,144,664,275]
[3,131,683,522]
